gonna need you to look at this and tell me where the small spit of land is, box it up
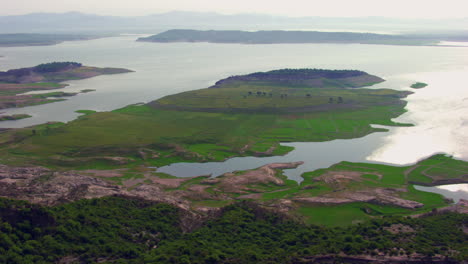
[138,29,442,46]
[0,114,31,121]
[0,33,100,47]
[0,62,132,110]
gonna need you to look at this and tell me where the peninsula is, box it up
[0,68,466,263]
[138,29,439,46]
[0,68,411,169]
[0,62,133,109]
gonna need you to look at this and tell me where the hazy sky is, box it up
[2,0,468,18]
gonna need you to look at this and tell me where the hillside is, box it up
[151,68,407,114]
[0,196,466,263]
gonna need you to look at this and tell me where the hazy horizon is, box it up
[2,0,468,19]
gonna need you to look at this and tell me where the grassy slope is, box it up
[0,101,409,168]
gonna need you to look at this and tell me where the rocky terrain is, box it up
[0,162,301,209]
[1,160,465,216]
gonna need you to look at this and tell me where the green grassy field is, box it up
[0,101,411,169]
[153,82,410,114]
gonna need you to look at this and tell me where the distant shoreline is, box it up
[138,29,444,46]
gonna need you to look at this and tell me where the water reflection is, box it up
[368,68,468,164]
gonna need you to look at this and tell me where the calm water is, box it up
[0,36,467,196]
[158,127,396,182]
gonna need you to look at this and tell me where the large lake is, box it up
[0,36,467,196]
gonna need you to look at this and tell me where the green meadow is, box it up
[0,101,410,169]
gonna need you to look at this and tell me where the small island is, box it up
[0,113,31,121]
[410,82,428,89]
[0,62,133,109]
[138,29,436,45]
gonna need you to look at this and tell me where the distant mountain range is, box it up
[1,11,467,34]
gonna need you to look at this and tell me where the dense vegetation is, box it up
[137,29,438,46]
[0,196,466,263]
[247,68,368,79]
[34,62,82,73]
[209,68,384,89]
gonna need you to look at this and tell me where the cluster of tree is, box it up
[329,97,344,103]
[248,68,366,79]
[246,91,272,97]
[34,62,82,73]
[0,197,466,263]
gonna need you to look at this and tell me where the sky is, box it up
[2,0,468,18]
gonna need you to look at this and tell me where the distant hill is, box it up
[137,29,439,45]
